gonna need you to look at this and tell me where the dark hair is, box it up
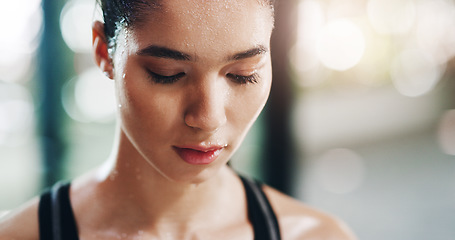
[97,0,159,50]
[97,0,275,52]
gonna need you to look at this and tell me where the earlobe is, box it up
[92,21,114,79]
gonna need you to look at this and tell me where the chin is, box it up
[162,162,228,185]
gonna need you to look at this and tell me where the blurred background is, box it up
[1,0,455,239]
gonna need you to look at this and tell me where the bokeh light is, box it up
[415,0,455,65]
[62,68,116,123]
[391,48,444,97]
[0,54,34,84]
[292,0,325,73]
[367,0,416,35]
[60,0,95,53]
[0,83,35,146]
[326,0,365,20]
[291,0,327,87]
[313,148,366,194]
[0,0,42,82]
[316,19,365,71]
[350,23,392,87]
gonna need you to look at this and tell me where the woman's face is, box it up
[110,0,274,183]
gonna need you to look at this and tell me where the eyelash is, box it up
[146,70,185,84]
[226,73,259,84]
[146,69,259,85]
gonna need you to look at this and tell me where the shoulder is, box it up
[0,197,40,240]
[262,185,357,240]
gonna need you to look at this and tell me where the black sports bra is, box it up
[38,176,281,240]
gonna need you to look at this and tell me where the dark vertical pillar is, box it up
[38,0,72,187]
[264,0,298,194]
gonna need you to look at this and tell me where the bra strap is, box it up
[38,182,79,240]
[240,176,281,240]
[38,188,53,240]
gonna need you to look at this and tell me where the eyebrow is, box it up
[136,45,268,62]
[228,45,268,61]
[136,45,192,61]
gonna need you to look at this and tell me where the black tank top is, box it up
[38,176,281,240]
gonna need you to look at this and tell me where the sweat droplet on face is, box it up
[123,26,129,49]
[123,73,126,79]
[109,170,118,181]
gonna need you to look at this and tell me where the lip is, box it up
[173,145,226,165]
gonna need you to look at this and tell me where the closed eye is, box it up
[146,69,186,84]
[226,73,259,84]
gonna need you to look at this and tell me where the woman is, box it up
[0,0,356,239]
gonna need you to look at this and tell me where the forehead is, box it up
[130,0,274,60]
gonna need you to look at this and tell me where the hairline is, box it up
[103,0,275,55]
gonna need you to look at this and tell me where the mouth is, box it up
[173,145,226,165]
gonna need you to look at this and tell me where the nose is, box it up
[184,77,227,132]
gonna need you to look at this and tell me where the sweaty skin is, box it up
[110,0,273,184]
[0,0,356,239]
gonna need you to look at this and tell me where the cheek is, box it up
[229,73,271,129]
[115,77,181,142]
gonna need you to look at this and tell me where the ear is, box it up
[92,21,114,79]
